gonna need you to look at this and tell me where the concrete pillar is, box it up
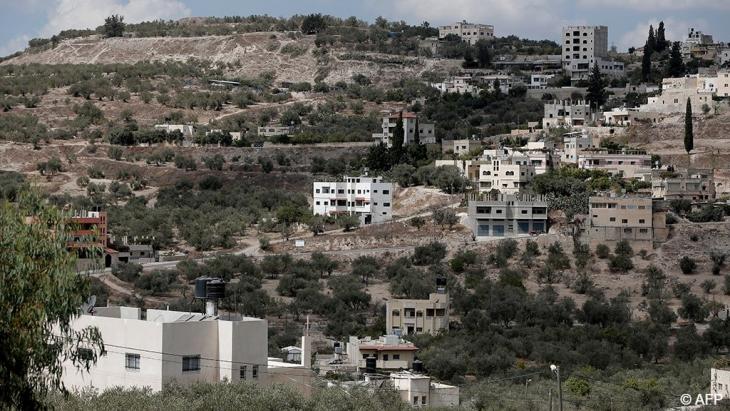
[301,336,312,369]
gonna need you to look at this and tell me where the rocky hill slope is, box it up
[2,32,458,85]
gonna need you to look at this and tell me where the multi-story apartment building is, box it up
[346,335,418,372]
[651,169,715,201]
[441,138,483,157]
[543,100,592,129]
[372,111,436,147]
[477,148,536,194]
[520,141,559,175]
[529,74,555,89]
[386,290,449,336]
[561,25,624,81]
[438,21,494,45]
[587,194,668,251]
[69,210,108,250]
[62,306,269,391]
[467,193,549,239]
[639,75,715,113]
[312,176,394,224]
[577,149,653,179]
[561,131,595,163]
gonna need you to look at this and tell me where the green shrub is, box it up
[679,256,697,274]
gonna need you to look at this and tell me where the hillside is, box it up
[2,33,459,85]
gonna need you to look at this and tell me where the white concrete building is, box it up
[390,372,460,408]
[683,28,714,56]
[639,75,715,113]
[651,169,715,201]
[431,76,480,95]
[258,125,295,137]
[561,131,595,164]
[154,124,194,146]
[438,21,494,45]
[561,25,624,80]
[711,367,730,400]
[716,70,730,98]
[543,100,592,129]
[578,149,653,179]
[477,148,536,194]
[442,138,483,156]
[529,74,555,89]
[346,335,418,372]
[313,176,394,225]
[372,112,435,147]
[61,306,268,392]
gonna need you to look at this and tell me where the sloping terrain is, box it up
[2,33,458,85]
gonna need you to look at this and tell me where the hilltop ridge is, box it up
[2,32,459,85]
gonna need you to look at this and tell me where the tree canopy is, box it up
[0,190,104,409]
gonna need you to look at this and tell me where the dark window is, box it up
[182,355,201,372]
[382,190,390,195]
[383,354,389,361]
[240,365,247,380]
[125,353,140,370]
[252,365,259,379]
[78,348,94,362]
[393,354,400,360]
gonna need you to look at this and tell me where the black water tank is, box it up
[365,356,377,374]
[412,359,424,373]
[205,279,226,300]
[194,277,209,299]
[436,276,447,287]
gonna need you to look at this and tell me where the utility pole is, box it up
[551,364,563,411]
[557,366,563,411]
[549,388,553,411]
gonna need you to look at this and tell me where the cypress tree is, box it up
[642,42,653,82]
[647,25,657,53]
[413,116,420,144]
[685,98,693,155]
[667,41,685,77]
[391,112,405,164]
[656,21,667,52]
[586,63,607,110]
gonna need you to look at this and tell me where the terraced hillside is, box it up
[2,32,459,85]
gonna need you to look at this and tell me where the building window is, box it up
[392,309,400,316]
[422,396,427,405]
[182,355,201,372]
[383,203,391,207]
[624,228,633,233]
[78,348,95,362]
[383,354,389,361]
[240,365,247,380]
[639,219,645,224]
[622,219,628,224]
[639,228,649,233]
[383,190,390,195]
[393,354,400,360]
[125,353,140,370]
[252,365,259,379]
[414,397,419,405]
